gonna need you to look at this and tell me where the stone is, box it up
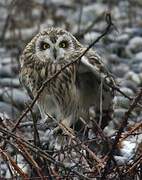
[120,80,138,92]
[125,71,141,85]
[0,78,20,88]
[0,65,15,78]
[1,88,31,108]
[0,101,19,119]
[113,64,129,77]
[119,87,134,97]
[113,96,130,109]
[116,33,130,44]
[126,36,142,56]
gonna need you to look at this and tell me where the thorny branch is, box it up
[120,122,142,142]
[101,88,142,179]
[0,127,91,180]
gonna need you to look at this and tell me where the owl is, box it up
[20,27,115,134]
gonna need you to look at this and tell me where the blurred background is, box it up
[0,0,142,178]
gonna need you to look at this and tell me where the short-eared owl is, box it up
[20,27,114,132]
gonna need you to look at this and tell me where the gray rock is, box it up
[124,27,142,37]
[108,54,120,65]
[130,63,142,73]
[114,156,129,165]
[113,96,130,109]
[130,52,142,73]
[84,32,101,44]
[139,73,142,83]
[0,101,19,119]
[107,43,127,57]
[73,3,106,24]
[116,33,130,44]
[0,65,15,78]
[120,80,138,92]
[0,78,20,88]
[126,36,142,56]
[134,52,142,61]
[119,87,134,97]
[113,64,129,78]
[0,57,11,65]
[5,26,38,42]
[125,71,141,85]
[1,88,31,108]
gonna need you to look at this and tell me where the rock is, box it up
[5,26,38,42]
[113,96,130,109]
[0,78,20,88]
[124,27,142,37]
[108,54,120,65]
[126,36,142,56]
[134,51,142,61]
[130,63,142,74]
[107,43,127,57]
[113,64,129,77]
[120,80,138,92]
[119,87,134,97]
[0,64,15,78]
[120,140,136,159]
[114,156,129,165]
[116,33,130,44]
[125,71,141,85]
[130,52,142,73]
[84,32,101,43]
[73,3,106,25]
[0,57,11,65]
[114,108,127,118]
[0,101,19,119]
[1,88,31,108]
[139,73,142,83]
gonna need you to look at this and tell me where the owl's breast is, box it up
[37,88,62,121]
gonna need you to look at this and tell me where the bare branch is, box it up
[101,88,142,179]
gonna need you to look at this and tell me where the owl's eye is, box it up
[40,42,50,50]
[59,41,68,48]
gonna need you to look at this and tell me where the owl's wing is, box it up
[19,55,34,100]
[76,50,115,128]
[19,72,34,100]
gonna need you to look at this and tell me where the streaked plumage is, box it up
[20,27,115,132]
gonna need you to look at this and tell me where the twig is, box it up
[101,88,142,179]
[120,122,142,142]
[75,12,104,39]
[45,112,103,166]
[26,103,41,147]
[125,154,142,174]
[0,147,29,178]
[0,127,91,180]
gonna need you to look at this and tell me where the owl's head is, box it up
[26,27,82,63]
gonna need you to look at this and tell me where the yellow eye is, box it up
[59,41,68,48]
[41,42,50,50]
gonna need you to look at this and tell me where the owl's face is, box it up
[34,29,77,63]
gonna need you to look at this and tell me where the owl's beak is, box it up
[53,48,57,59]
